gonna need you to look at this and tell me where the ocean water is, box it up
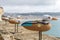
[3,13,60,17]
[43,19,60,37]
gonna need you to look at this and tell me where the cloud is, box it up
[1,0,60,13]
[53,0,60,12]
[3,5,55,13]
[0,0,55,5]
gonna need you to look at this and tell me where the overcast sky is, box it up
[0,0,60,13]
[0,0,55,5]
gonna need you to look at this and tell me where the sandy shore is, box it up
[0,21,60,40]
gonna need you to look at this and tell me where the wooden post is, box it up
[15,24,16,33]
[17,24,19,32]
[4,21,7,25]
[39,31,42,40]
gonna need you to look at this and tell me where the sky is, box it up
[0,0,55,5]
[0,0,60,13]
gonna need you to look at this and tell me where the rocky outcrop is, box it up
[0,22,60,40]
[43,34,60,40]
[0,34,4,40]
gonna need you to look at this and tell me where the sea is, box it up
[3,12,60,17]
[3,12,60,37]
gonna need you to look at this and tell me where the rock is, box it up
[0,34,4,40]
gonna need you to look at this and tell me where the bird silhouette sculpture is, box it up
[21,15,58,40]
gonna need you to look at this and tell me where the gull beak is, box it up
[52,17,58,20]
